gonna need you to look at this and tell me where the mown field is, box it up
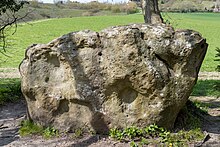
[0,13,220,71]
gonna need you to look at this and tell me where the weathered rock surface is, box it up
[19,24,207,133]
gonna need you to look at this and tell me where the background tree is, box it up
[0,0,28,54]
[142,0,163,24]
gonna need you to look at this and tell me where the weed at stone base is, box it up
[43,126,59,139]
[19,120,44,137]
[109,124,205,147]
[72,128,83,139]
[109,127,124,141]
[130,141,138,147]
[168,128,205,145]
[19,120,59,139]
[109,124,171,145]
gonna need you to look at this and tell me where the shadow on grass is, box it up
[190,80,220,134]
[175,100,220,134]
[191,80,220,97]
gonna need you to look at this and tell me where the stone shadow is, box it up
[0,128,19,146]
[61,33,109,145]
[70,135,104,147]
[198,99,220,135]
[175,100,220,135]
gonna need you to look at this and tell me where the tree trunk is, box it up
[144,0,152,23]
[142,0,163,24]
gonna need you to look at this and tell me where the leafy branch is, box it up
[0,0,29,54]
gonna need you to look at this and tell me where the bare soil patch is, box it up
[198,72,220,80]
[0,68,20,79]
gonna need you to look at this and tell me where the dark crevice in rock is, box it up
[155,53,172,70]
[70,99,92,109]
[141,32,144,39]
[53,99,69,116]
[155,53,173,78]
[44,77,49,83]
[24,88,36,101]
[98,51,102,56]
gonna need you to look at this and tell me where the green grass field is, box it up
[0,13,220,71]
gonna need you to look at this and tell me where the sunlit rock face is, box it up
[20,24,207,133]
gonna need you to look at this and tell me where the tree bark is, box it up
[142,0,163,24]
[144,0,152,23]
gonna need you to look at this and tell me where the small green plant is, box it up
[140,137,149,146]
[73,128,83,138]
[144,124,161,137]
[144,124,171,143]
[124,126,143,139]
[19,120,44,137]
[19,120,59,139]
[169,128,204,144]
[130,141,138,147]
[43,126,59,139]
[109,127,124,141]
[109,124,170,144]
[109,124,204,146]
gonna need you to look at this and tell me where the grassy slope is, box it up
[0,15,144,67]
[0,13,220,71]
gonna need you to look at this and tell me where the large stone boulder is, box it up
[19,24,207,133]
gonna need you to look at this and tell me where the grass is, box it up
[19,120,59,139]
[109,124,204,146]
[0,14,143,67]
[0,13,220,71]
[19,120,44,137]
[109,100,206,146]
[0,78,21,105]
[192,80,220,97]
